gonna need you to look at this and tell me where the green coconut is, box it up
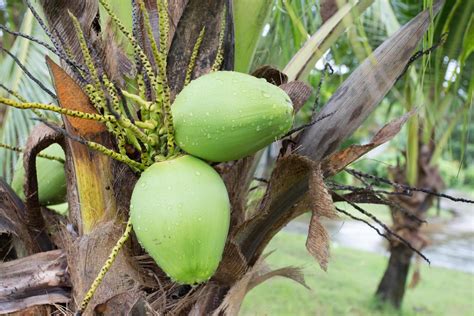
[172,71,294,162]
[11,143,67,206]
[130,155,230,284]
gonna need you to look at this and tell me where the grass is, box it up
[241,231,474,316]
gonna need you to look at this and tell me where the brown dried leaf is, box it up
[213,240,248,285]
[308,163,338,219]
[320,0,345,22]
[371,110,414,144]
[306,217,330,271]
[0,250,70,314]
[212,272,252,316]
[219,156,258,228]
[234,155,314,264]
[0,179,24,236]
[214,250,308,315]
[280,81,313,113]
[248,265,309,291]
[251,65,288,85]
[299,2,443,160]
[306,163,337,271]
[322,111,414,177]
[46,57,106,136]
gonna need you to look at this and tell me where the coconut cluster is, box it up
[130,71,294,284]
[10,71,294,285]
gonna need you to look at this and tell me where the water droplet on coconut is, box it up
[262,92,270,98]
[256,125,261,132]
[195,171,201,176]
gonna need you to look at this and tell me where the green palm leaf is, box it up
[0,10,57,183]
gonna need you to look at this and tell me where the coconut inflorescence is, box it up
[172,71,294,162]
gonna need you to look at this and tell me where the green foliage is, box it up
[0,9,58,183]
[234,0,273,72]
[252,0,321,69]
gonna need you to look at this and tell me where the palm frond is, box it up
[0,10,57,183]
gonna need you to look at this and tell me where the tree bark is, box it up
[376,244,414,308]
[0,250,70,314]
[375,141,444,308]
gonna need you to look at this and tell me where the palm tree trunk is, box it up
[375,143,444,308]
[376,243,413,308]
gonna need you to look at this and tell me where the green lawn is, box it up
[241,231,474,316]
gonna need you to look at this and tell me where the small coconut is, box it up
[172,71,294,162]
[130,155,230,284]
